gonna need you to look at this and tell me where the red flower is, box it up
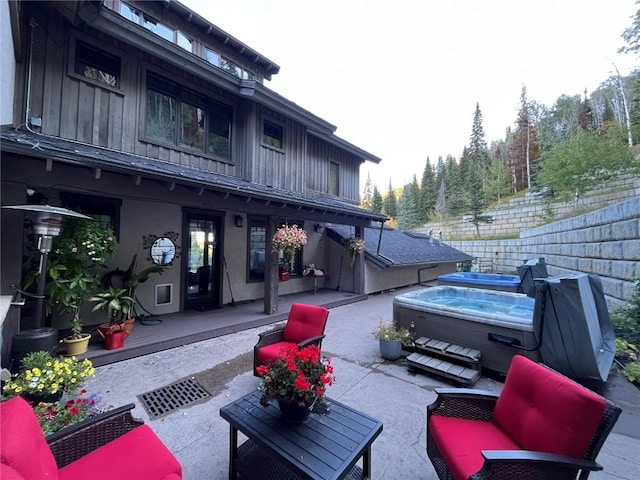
[256,365,269,377]
[69,407,79,416]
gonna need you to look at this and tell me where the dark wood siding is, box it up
[306,136,361,203]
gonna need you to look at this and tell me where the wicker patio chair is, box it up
[426,355,621,480]
[253,303,329,375]
[1,397,182,479]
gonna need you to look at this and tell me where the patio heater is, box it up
[2,204,90,369]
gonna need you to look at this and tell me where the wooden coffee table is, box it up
[220,390,383,479]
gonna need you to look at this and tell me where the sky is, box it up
[182,0,638,192]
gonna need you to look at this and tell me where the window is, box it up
[329,162,340,196]
[248,218,266,282]
[120,2,192,52]
[145,72,232,160]
[73,40,121,88]
[262,121,283,149]
[205,49,220,67]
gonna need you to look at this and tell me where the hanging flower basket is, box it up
[272,224,308,270]
[344,236,365,267]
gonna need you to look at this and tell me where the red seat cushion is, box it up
[58,424,182,480]
[282,304,328,344]
[256,341,295,365]
[494,355,606,458]
[0,397,59,479]
[430,416,520,480]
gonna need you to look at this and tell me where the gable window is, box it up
[262,121,283,150]
[329,162,340,196]
[119,2,192,52]
[73,40,121,88]
[145,72,231,160]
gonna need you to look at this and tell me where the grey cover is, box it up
[532,273,616,381]
[517,258,548,296]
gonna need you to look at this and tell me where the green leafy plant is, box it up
[612,280,640,384]
[374,322,413,346]
[256,344,335,407]
[90,287,135,325]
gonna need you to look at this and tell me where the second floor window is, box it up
[329,162,340,196]
[120,2,192,53]
[145,72,232,160]
[263,121,283,149]
[73,40,121,88]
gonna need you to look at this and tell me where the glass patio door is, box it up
[184,212,222,310]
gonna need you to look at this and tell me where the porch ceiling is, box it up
[0,128,387,225]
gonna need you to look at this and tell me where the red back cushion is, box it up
[0,397,59,479]
[494,355,606,458]
[282,304,329,344]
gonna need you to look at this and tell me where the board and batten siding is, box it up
[306,135,361,203]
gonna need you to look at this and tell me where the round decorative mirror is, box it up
[150,237,176,265]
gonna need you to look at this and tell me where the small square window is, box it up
[74,40,121,88]
[263,121,283,149]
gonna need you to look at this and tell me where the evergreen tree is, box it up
[465,162,494,237]
[507,85,540,191]
[468,103,491,190]
[361,172,374,209]
[419,157,437,222]
[444,155,464,216]
[396,182,420,231]
[382,180,398,219]
[372,185,383,212]
[578,89,594,131]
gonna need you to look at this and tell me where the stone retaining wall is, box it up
[446,196,640,306]
[418,175,639,239]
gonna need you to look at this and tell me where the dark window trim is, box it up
[246,215,267,283]
[67,35,124,94]
[261,118,285,152]
[141,67,234,164]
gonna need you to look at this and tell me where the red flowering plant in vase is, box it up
[257,344,335,408]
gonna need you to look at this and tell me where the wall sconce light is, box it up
[314,223,324,233]
[234,215,244,228]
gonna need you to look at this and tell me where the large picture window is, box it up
[248,218,266,282]
[145,72,231,160]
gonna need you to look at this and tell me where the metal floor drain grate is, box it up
[138,377,211,419]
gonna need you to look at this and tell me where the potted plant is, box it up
[25,218,118,355]
[344,236,365,267]
[256,344,335,423]
[272,224,308,271]
[374,321,413,361]
[1,351,95,404]
[90,287,134,350]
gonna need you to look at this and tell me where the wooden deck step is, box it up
[407,352,481,386]
[413,337,481,369]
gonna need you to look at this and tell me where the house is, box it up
[0,0,387,349]
[326,224,474,294]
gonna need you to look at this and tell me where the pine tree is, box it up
[396,182,420,231]
[372,185,383,212]
[419,157,437,222]
[468,103,491,190]
[361,172,374,209]
[382,180,398,219]
[465,162,494,237]
[507,85,540,191]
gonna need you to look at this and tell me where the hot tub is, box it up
[438,272,521,292]
[393,286,540,374]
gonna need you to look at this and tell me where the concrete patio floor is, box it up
[84,285,640,479]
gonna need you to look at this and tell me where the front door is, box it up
[183,211,223,310]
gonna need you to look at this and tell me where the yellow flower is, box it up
[15,386,22,393]
[32,368,41,376]
[37,383,44,390]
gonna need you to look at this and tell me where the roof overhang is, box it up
[1,129,388,225]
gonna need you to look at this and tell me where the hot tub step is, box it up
[414,337,481,369]
[407,353,481,386]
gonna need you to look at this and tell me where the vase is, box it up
[22,390,63,405]
[379,339,403,361]
[276,397,313,424]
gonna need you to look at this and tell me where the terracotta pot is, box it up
[122,317,136,336]
[62,333,91,356]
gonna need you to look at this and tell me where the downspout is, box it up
[23,18,37,132]
[375,220,385,256]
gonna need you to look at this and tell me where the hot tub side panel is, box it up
[393,303,540,374]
